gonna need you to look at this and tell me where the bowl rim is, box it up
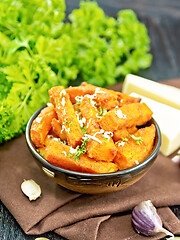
[26,105,161,179]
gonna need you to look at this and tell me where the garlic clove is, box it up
[132,200,174,238]
[171,155,180,164]
[21,179,41,201]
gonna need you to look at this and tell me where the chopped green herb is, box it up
[74,97,82,105]
[76,100,82,105]
[64,120,71,124]
[58,138,62,143]
[36,149,40,153]
[39,152,44,157]
[80,126,87,135]
[121,137,129,142]
[131,135,143,144]
[64,119,73,126]
[69,138,89,160]
[99,107,107,116]
[95,103,99,107]
[103,136,108,141]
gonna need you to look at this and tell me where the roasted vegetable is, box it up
[114,124,155,170]
[43,138,118,174]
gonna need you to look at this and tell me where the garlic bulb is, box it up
[21,179,41,201]
[132,200,174,238]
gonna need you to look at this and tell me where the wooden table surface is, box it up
[0,0,180,239]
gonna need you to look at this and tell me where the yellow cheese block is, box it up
[130,93,180,156]
[122,74,180,110]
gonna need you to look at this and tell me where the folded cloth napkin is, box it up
[0,79,180,240]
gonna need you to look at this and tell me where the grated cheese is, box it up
[75,95,84,103]
[60,89,66,97]
[61,125,70,134]
[48,135,59,142]
[96,113,102,119]
[95,87,105,94]
[47,102,53,107]
[115,109,127,119]
[83,134,102,144]
[118,141,125,147]
[87,119,92,128]
[62,151,67,156]
[61,97,66,107]
[35,117,42,123]
[69,147,78,154]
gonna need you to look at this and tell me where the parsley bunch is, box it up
[0,0,152,144]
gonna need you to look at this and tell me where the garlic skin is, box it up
[132,200,174,238]
[21,179,41,201]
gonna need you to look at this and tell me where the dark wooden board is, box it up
[0,0,180,239]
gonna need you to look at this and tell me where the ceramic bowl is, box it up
[26,105,161,194]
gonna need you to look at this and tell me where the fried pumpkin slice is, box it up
[114,124,156,170]
[30,105,57,148]
[113,126,138,142]
[48,86,83,148]
[80,96,117,161]
[100,103,153,132]
[42,139,118,174]
[79,95,100,134]
[86,132,117,162]
[66,82,140,110]
[51,118,67,141]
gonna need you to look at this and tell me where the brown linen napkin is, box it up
[0,79,180,240]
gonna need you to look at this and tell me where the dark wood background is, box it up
[0,0,179,239]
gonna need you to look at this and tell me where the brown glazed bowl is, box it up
[26,105,161,194]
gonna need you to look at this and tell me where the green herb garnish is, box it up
[64,120,71,124]
[75,100,82,105]
[95,103,99,108]
[36,148,44,157]
[64,119,73,126]
[39,152,44,157]
[80,126,87,135]
[121,137,129,142]
[58,138,62,143]
[99,108,107,116]
[69,138,89,160]
[131,135,143,144]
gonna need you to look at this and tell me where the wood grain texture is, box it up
[0,0,179,239]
